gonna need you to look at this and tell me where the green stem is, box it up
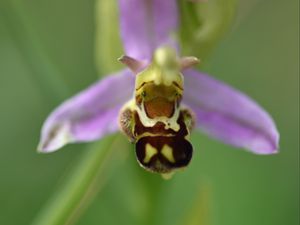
[31,135,119,225]
[178,185,212,225]
[94,0,124,75]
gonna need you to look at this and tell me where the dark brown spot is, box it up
[172,81,183,90]
[135,82,147,91]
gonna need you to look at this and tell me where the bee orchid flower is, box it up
[38,0,279,173]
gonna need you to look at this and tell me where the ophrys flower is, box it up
[38,0,279,175]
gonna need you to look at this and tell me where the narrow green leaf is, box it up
[31,135,126,225]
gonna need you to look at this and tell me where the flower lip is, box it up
[135,125,193,173]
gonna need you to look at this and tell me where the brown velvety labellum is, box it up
[135,136,193,173]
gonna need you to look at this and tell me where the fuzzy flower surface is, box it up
[38,0,279,158]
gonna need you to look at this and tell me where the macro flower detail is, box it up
[118,47,199,173]
[38,0,279,173]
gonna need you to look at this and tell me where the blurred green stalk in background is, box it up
[31,135,118,225]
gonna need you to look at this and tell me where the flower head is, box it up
[38,0,279,174]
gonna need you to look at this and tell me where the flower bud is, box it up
[178,0,238,60]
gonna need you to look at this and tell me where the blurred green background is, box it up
[0,0,298,225]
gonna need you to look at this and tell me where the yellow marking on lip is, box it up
[136,132,175,140]
[161,145,175,163]
[144,144,158,163]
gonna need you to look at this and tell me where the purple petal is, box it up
[119,0,178,60]
[183,69,279,154]
[38,69,135,153]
